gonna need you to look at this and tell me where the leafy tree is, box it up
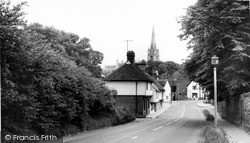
[158,61,180,77]
[146,60,180,79]
[24,23,103,78]
[63,35,104,78]
[0,1,37,136]
[179,0,250,99]
[1,1,134,138]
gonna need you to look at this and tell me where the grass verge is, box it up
[199,109,229,143]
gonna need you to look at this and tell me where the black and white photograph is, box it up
[1,0,250,142]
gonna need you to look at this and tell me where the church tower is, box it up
[147,26,159,61]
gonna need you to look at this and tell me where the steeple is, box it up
[147,26,159,61]
[150,26,157,49]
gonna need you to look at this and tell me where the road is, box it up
[64,101,206,143]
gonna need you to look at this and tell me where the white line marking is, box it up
[153,126,164,131]
[132,136,138,139]
[171,103,186,124]
[180,103,186,119]
[165,122,172,126]
[173,119,179,122]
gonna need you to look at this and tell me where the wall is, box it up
[115,95,149,117]
[106,81,147,95]
[218,92,250,132]
[241,92,250,131]
[187,81,204,99]
[163,81,171,102]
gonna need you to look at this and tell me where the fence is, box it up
[218,92,250,131]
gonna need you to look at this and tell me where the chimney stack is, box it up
[127,51,135,64]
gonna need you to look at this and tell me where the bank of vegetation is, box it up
[1,1,135,140]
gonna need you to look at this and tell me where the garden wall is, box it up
[218,92,250,132]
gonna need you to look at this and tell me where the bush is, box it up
[206,114,215,123]
[83,117,113,131]
[62,124,81,136]
[203,109,210,117]
[113,106,135,125]
[199,125,229,143]
[203,109,214,123]
[200,109,228,143]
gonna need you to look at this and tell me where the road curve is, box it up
[64,101,205,143]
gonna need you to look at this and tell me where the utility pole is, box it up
[124,40,133,52]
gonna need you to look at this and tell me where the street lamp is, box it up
[177,84,179,101]
[211,55,219,127]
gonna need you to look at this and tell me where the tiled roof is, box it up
[104,63,153,82]
[150,77,165,91]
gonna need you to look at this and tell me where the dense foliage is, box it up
[146,60,180,79]
[1,1,134,139]
[179,0,250,100]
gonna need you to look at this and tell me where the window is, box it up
[193,86,197,90]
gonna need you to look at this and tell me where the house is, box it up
[187,81,204,100]
[149,77,165,113]
[104,51,164,117]
[158,79,171,103]
[168,74,190,101]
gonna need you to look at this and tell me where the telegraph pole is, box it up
[124,40,133,52]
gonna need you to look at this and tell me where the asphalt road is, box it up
[64,101,206,143]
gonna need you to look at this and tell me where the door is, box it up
[192,93,198,99]
[143,99,146,115]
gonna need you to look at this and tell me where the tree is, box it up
[146,60,180,79]
[1,1,133,137]
[158,61,180,77]
[179,0,250,99]
[24,23,103,78]
[64,36,103,78]
[0,1,42,136]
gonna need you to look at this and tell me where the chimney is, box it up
[127,51,135,64]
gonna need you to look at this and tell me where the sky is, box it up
[14,0,197,66]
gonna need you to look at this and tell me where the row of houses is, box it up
[103,51,205,117]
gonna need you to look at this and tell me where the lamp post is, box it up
[177,84,179,101]
[211,55,219,127]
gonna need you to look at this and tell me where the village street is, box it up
[64,101,205,143]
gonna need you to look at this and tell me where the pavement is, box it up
[196,102,250,143]
[146,102,172,119]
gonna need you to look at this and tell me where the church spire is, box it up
[147,26,159,61]
[150,26,156,49]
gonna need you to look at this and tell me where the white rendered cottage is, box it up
[158,80,171,103]
[187,81,204,100]
[104,51,164,117]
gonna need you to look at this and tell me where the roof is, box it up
[158,80,167,87]
[104,63,153,82]
[151,77,165,91]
